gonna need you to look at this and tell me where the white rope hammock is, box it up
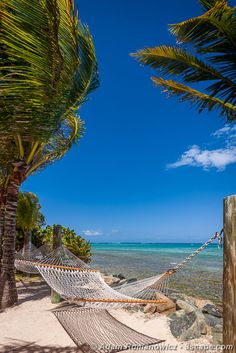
[15,242,42,274]
[14,231,223,351]
[52,304,164,352]
[35,246,168,308]
[15,230,223,308]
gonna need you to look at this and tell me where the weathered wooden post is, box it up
[223,196,236,352]
[51,224,61,304]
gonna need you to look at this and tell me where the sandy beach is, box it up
[0,281,215,353]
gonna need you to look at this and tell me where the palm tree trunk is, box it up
[0,208,5,273]
[0,163,26,308]
[23,229,32,249]
[0,188,6,274]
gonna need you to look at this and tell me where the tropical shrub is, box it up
[38,225,91,263]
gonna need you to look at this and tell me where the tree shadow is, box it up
[0,339,83,353]
[16,282,50,305]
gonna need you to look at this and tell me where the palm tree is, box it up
[0,0,98,308]
[132,0,236,121]
[41,225,91,262]
[16,192,45,249]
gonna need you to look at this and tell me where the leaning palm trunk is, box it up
[0,188,6,273]
[0,165,26,308]
[0,0,98,308]
[0,208,5,273]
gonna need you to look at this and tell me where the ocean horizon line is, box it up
[90,242,219,245]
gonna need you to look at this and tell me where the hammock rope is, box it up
[15,229,223,308]
[167,229,223,274]
[52,304,164,353]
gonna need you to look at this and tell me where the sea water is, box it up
[91,243,223,303]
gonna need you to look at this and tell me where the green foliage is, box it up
[33,225,91,262]
[0,0,99,190]
[0,0,99,139]
[16,192,45,250]
[17,192,45,231]
[132,0,236,121]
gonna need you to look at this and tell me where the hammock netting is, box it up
[14,231,222,350]
[15,243,42,274]
[52,304,164,352]
[16,243,169,308]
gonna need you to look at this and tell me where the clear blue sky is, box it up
[23,0,236,243]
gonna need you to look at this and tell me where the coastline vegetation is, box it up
[16,192,91,261]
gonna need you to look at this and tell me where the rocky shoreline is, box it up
[103,273,223,345]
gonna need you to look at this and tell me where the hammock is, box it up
[35,246,168,308]
[15,230,223,308]
[15,242,42,274]
[14,232,223,351]
[52,304,164,352]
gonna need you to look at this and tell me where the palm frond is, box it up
[132,45,236,105]
[0,0,64,138]
[170,0,236,80]
[152,76,236,120]
[26,113,84,176]
[198,0,219,10]
[0,0,98,140]
[56,1,99,113]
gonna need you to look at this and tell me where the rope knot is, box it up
[216,229,223,248]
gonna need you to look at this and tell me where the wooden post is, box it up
[223,196,236,352]
[51,224,62,304]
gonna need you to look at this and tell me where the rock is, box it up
[116,279,127,286]
[143,292,176,316]
[204,314,223,328]
[102,275,120,286]
[114,273,126,280]
[144,304,157,314]
[202,304,222,318]
[125,278,137,284]
[167,290,185,303]
[212,327,223,345]
[170,310,208,341]
[176,299,197,313]
[155,292,176,314]
[192,298,213,309]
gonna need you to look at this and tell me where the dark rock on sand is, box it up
[116,279,127,286]
[114,273,126,280]
[202,304,222,318]
[170,310,208,341]
[204,314,223,328]
[125,278,137,284]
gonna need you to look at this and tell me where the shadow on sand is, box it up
[0,339,84,353]
[16,282,50,305]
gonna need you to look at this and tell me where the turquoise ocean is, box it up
[91,243,223,304]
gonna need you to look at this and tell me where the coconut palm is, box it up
[41,225,91,262]
[0,113,85,308]
[0,0,98,308]
[132,0,236,121]
[16,192,45,249]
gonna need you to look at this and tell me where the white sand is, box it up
[0,282,212,352]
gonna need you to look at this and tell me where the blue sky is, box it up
[23,0,236,243]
